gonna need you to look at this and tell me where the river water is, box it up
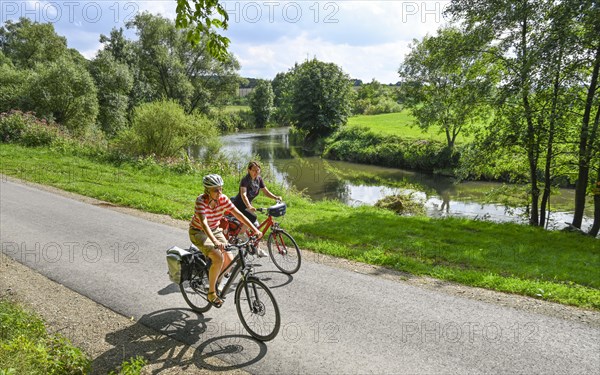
[196,127,594,231]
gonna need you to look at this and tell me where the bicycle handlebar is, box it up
[222,235,258,251]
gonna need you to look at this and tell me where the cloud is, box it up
[231,33,413,83]
[1,1,450,82]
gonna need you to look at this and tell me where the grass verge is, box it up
[0,299,91,374]
[1,144,599,309]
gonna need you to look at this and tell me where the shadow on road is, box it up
[92,308,267,374]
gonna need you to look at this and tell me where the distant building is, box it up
[238,87,254,97]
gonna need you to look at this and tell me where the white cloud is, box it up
[2,1,450,82]
[231,33,413,83]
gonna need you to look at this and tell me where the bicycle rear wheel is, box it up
[267,230,301,274]
[180,267,212,313]
[235,278,280,341]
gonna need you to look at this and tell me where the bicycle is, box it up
[222,201,301,275]
[179,236,281,341]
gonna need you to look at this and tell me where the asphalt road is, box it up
[1,179,599,374]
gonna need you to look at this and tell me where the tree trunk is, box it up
[590,162,600,237]
[572,44,600,228]
[540,48,563,228]
[519,12,539,226]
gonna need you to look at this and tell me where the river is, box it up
[194,127,594,231]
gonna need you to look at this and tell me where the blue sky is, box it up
[0,0,451,83]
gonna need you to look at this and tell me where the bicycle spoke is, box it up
[268,230,301,274]
[236,279,280,341]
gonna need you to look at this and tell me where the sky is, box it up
[0,0,452,83]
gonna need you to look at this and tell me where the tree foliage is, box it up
[0,18,70,68]
[271,70,295,126]
[175,0,231,61]
[446,0,600,230]
[249,80,274,128]
[29,59,98,134]
[117,12,240,114]
[353,79,402,115]
[290,59,354,140]
[399,26,498,150]
[89,51,134,137]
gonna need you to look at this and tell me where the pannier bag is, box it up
[166,246,193,284]
[221,214,242,237]
[267,202,286,217]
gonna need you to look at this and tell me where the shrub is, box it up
[209,109,254,133]
[0,110,27,142]
[324,126,459,172]
[0,110,64,146]
[113,100,220,158]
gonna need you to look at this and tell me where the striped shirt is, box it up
[190,193,235,230]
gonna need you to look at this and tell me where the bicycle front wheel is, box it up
[267,230,301,274]
[180,268,212,313]
[235,278,280,341]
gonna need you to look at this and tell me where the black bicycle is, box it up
[179,237,281,341]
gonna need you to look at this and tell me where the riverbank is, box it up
[1,143,598,309]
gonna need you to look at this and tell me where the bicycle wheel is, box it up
[180,267,212,313]
[267,230,301,274]
[235,278,280,341]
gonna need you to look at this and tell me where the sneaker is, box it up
[256,248,268,258]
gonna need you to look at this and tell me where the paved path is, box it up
[1,179,599,374]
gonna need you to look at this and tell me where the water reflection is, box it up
[192,127,593,231]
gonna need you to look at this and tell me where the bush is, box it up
[0,110,64,146]
[363,98,403,115]
[113,100,220,158]
[209,109,254,132]
[323,126,459,172]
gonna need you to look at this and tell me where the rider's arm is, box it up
[260,187,281,201]
[231,206,263,240]
[240,187,256,212]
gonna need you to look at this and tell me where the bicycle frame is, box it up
[215,242,261,311]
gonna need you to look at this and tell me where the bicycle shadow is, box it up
[156,283,180,296]
[252,270,294,289]
[91,308,268,374]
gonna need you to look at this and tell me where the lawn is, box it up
[2,144,599,309]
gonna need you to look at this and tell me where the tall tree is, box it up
[447,0,580,226]
[290,59,354,141]
[399,26,497,150]
[249,80,274,128]
[123,12,240,114]
[29,58,99,134]
[0,18,70,68]
[571,0,600,228]
[89,50,134,137]
[271,70,296,126]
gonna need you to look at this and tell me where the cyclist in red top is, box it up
[189,174,262,307]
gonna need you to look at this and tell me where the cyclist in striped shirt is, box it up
[189,174,262,307]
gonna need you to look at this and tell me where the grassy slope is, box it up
[347,111,476,143]
[1,144,599,308]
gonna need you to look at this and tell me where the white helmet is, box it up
[203,174,224,189]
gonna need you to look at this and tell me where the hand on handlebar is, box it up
[252,230,263,241]
[214,241,226,252]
